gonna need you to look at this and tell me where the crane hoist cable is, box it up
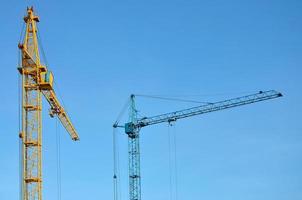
[113,128,118,200]
[135,91,260,98]
[167,124,173,200]
[113,127,123,200]
[167,123,179,200]
[19,22,25,44]
[37,30,49,68]
[56,117,62,200]
[18,23,24,200]
[135,94,212,105]
[18,73,22,200]
[113,97,131,128]
[113,90,282,200]
[113,96,136,200]
[18,7,80,200]
[36,25,70,200]
[18,23,25,67]
[133,94,213,122]
[22,16,66,199]
[37,29,73,122]
[172,124,179,200]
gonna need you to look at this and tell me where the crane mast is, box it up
[115,90,282,200]
[18,7,79,200]
[127,95,141,200]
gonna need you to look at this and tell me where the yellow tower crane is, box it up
[18,7,79,200]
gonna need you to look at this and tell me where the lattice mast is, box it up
[115,90,282,200]
[128,95,141,200]
[18,7,79,200]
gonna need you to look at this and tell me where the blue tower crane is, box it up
[114,90,282,200]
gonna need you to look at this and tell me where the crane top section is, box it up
[23,7,39,23]
[124,90,282,135]
[18,6,80,141]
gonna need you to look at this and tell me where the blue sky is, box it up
[0,0,301,200]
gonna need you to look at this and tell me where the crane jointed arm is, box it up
[19,42,79,141]
[42,90,79,141]
[18,11,79,141]
[125,90,282,133]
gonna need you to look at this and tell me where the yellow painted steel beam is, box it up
[42,90,79,141]
[18,6,79,200]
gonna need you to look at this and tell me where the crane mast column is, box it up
[127,95,141,200]
[18,7,80,200]
[19,7,42,200]
[120,90,282,200]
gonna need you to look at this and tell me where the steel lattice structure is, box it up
[115,90,282,200]
[127,95,141,200]
[18,7,79,200]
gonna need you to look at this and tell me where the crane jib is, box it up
[124,90,282,134]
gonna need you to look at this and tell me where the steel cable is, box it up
[113,127,123,200]
[167,123,179,200]
[135,94,212,105]
[18,21,25,200]
[56,117,62,200]
[172,124,179,200]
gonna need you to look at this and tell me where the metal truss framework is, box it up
[121,90,282,200]
[18,7,79,200]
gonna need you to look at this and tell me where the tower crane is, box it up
[113,90,282,200]
[18,7,79,200]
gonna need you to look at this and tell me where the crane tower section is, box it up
[114,90,282,200]
[18,7,79,200]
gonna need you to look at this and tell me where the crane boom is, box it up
[18,7,79,200]
[42,90,79,140]
[19,41,79,141]
[127,90,282,130]
[116,90,282,200]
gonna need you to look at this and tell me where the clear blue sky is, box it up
[0,0,301,200]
